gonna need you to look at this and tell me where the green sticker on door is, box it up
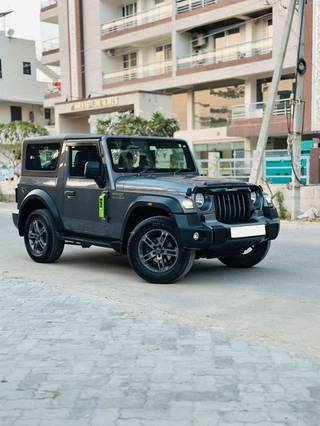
[99,192,107,221]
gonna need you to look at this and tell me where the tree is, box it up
[0,121,48,177]
[96,112,179,138]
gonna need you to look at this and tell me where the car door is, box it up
[61,140,110,237]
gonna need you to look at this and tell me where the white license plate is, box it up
[231,225,266,239]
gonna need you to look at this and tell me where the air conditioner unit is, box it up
[192,33,207,49]
[106,49,116,57]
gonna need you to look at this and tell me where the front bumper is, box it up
[12,212,19,229]
[174,209,280,252]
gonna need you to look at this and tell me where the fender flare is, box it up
[18,189,64,236]
[120,195,183,241]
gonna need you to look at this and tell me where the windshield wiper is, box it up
[174,168,193,175]
[137,167,155,176]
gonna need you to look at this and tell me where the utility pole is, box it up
[250,0,297,184]
[290,0,307,220]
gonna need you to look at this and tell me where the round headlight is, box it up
[195,193,212,211]
[195,193,205,209]
[263,192,273,207]
[250,191,257,204]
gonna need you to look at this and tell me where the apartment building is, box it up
[0,31,45,125]
[40,0,317,165]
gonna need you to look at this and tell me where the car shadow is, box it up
[58,246,288,287]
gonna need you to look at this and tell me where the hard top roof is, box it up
[24,134,101,143]
[24,134,182,143]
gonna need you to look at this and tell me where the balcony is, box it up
[231,98,291,120]
[41,0,57,11]
[101,2,172,37]
[42,38,59,55]
[227,98,291,138]
[176,0,218,14]
[103,60,172,86]
[177,38,272,72]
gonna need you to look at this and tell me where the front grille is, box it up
[213,191,251,224]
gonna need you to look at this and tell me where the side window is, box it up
[69,145,101,178]
[25,143,60,171]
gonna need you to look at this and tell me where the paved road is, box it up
[1,203,319,355]
[1,203,320,425]
[1,274,320,426]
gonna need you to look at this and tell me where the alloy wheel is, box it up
[28,218,48,256]
[138,229,179,273]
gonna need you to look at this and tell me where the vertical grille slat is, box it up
[213,190,251,224]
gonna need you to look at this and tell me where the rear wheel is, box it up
[218,240,271,268]
[24,209,64,263]
[128,216,195,284]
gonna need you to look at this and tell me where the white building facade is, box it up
[0,32,45,126]
[40,0,316,164]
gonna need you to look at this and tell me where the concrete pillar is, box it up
[187,91,194,131]
[208,152,220,178]
[244,78,256,105]
[171,0,177,77]
[245,20,254,43]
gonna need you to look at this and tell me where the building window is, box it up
[155,44,172,62]
[10,106,22,122]
[0,59,2,78]
[122,2,137,18]
[267,18,273,39]
[194,84,245,130]
[123,52,137,79]
[257,75,295,103]
[214,27,241,50]
[23,62,32,75]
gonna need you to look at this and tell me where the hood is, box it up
[115,174,248,195]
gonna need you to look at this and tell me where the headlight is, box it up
[195,193,205,209]
[250,191,257,204]
[194,193,212,212]
[263,192,273,207]
[180,198,194,209]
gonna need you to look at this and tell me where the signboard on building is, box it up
[70,96,120,112]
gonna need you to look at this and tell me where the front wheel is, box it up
[218,240,271,268]
[128,216,195,284]
[24,209,64,263]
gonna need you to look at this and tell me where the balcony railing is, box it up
[177,38,272,70]
[42,38,59,53]
[41,0,57,9]
[176,0,218,14]
[101,2,172,35]
[231,98,291,120]
[103,60,172,85]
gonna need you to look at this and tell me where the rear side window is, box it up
[25,143,60,171]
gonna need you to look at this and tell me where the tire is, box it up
[218,240,271,268]
[24,209,65,263]
[128,216,195,284]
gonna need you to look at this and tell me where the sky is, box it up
[0,0,55,57]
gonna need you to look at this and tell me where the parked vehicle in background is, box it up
[12,134,280,284]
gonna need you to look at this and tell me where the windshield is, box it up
[107,137,196,174]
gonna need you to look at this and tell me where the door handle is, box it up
[64,190,76,198]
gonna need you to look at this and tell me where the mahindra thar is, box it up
[12,134,280,284]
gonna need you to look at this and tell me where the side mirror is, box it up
[84,161,105,188]
[85,161,101,179]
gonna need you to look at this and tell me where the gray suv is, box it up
[13,134,280,284]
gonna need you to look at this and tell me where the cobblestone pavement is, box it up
[1,273,320,426]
